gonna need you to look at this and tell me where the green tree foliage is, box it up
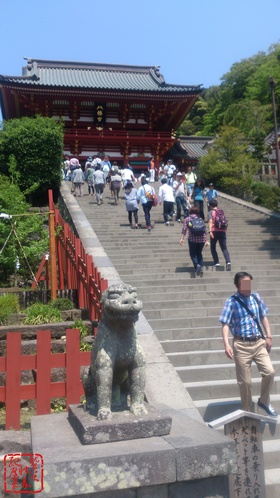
[251,182,280,211]
[0,115,63,204]
[0,176,48,285]
[199,126,258,199]
[223,100,271,160]
[182,44,280,143]
[177,96,208,135]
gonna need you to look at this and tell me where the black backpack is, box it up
[188,216,206,235]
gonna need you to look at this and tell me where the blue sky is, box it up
[1,0,280,89]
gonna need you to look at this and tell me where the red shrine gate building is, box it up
[0,58,202,169]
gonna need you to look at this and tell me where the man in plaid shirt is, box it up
[220,271,277,416]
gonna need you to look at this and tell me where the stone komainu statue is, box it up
[82,283,147,420]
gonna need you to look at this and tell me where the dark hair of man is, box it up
[234,271,253,288]
[190,206,199,215]
[161,178,167,184]
[141,177,148,186]
[209,199,218,207]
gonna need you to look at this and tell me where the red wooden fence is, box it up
[33,190,108,322]
[0,329,91,430]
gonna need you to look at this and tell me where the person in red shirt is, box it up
[208,199,231,270]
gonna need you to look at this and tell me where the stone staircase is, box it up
[70,182,280,497]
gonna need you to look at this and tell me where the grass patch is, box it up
[0,293,20,325]
[22,303,62,325]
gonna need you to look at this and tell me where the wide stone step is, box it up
[127,278,280,290]
[138,288,280,301]
[147,315,280,330]
[183,376,280,401]
[161,335,280,353]
[168,349,280,368]
[142,295,280,310]
[144,304,280,320]
[105,246,280,257]
[264,440,280,470]
[266,468,280,497]
[153,323,280,341]
[195,395,280,429]
[124,266,280,278]
[116,265,280,278]
[115,262,280,279]
[175,360,280,382]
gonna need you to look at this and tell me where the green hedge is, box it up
[251,182,280,211]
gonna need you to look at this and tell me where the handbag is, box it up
[144,185,156,205]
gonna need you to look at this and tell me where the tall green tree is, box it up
[177,96,208,135]
[0,115,64,204]
[198,43,280,138]
[223,100,271,160]
[0,176,48,286]
[199,126,258,198]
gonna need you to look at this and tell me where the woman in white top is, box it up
[122,164,136,187]
[136,178,155,231]
[158,178,175,225]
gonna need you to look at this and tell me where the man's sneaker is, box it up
[226,262,231,271]
[135,224,139,229]
[165,222,170,226]
[147,226,151,232]
[177,219,181,223]
[214,263,220,267]
[258,398,278,417]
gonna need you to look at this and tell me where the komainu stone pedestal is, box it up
[30,405,236,497]
[68,403,172,444]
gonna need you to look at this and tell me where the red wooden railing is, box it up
[33,190,108,321]
[0,329,91,430]
[52,190,108,321]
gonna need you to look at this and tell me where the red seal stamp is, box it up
[3,453,44,494]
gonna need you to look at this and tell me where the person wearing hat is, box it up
[164,159,176,186]
[173,172,190,222]
[85,156,93,169]
[204,183,218,211]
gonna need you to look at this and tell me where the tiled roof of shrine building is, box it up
[0,59,202,94]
